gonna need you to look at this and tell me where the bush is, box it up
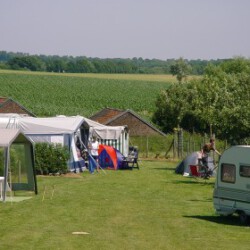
[0,147,21,176]
[35,143,70,175]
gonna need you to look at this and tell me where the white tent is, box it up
[0,129,37,202]
[175,151,215,176]
[0,115,129,172]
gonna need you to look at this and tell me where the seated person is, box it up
[76,147,85,172]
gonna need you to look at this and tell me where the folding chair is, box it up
[126,146,139,169]
[189,165,202,178]
[189,165,210,180]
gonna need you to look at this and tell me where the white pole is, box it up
[18,160,21,183]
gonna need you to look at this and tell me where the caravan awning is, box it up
[9,115,126,140]
[84,117,125,139]
[89,126,125,140]
[19,116,85,134]
[0,129,27,147]
[84,116,126,139]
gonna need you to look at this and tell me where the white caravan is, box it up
[213,145,250,224]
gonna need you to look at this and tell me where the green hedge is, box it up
[34,143,70,175]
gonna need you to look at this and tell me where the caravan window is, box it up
[240,165,250,177]
[221,163,236,183]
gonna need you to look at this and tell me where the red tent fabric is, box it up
[98,144,123,170]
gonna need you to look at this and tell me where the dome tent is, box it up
[175,151,215,176]
[98,144,124,170]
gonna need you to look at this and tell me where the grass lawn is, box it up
[0,160,250,250]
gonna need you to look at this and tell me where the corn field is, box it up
[0,71,172,118]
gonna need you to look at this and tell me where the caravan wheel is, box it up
[239,211,249,225]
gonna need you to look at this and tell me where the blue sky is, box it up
[0,0,249,60]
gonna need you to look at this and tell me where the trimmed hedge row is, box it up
[35,143,70,175]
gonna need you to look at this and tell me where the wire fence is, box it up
[130,130,228,160]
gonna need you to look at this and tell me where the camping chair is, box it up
[189,165,202,178]
[124,146,139,169]
[128,147,139,169]
[189,165,210,180]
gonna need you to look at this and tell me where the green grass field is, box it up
[0,70,176,118]
[1,160,249,250]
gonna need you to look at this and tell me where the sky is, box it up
[0,0,250,60]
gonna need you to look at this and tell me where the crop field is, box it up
[0,70,176,118]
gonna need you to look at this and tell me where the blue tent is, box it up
[98,144,124,170]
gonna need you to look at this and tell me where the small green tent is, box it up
[0,129,37,202]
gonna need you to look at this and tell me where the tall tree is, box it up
[153,58,250,143]
[170,57,192,83]
[8,56,45,71]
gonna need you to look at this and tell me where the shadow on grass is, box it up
[184,215,243,227]
[151,167,175,171]
[188,198,213,202]
[119,167,133,171]
[170,180,215,186]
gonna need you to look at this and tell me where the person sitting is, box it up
[76,147,85,172]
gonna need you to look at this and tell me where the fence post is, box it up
[177,128,183,159]
[224,140,227,149]
[173,132,177,159]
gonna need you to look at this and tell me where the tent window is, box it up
[240,165,250,178]
[10,144,29,185]
[221,163,236,183]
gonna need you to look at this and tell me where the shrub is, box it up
[34,143,70,175]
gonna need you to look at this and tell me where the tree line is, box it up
[152,57,250,144]
[0,50,225,75]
